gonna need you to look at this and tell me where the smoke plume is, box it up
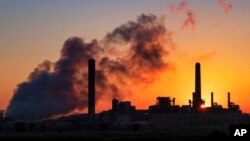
[169,0,196,31]
[217,0,232,14]
[7,14,174,120]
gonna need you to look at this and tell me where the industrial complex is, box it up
[0,59,249,137]
[98,61,247,128]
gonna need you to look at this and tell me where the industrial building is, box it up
[0,61,249,137]
[99,62,247,127]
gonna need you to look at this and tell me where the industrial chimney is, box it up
[195,63,201,101]
[228,92,231,109]
[88,58,95,117]
[172,98,175,106]
[211,92,214,107]
[193,62,203,110]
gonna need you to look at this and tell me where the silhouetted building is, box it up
[100,98,137,123]
[157,97,171,107]
[227,92,241,112]
[149,97,179,113]
[88,58,95,117]
[192,62,204,111]
[209,92,223,112]
[112,99,136,114]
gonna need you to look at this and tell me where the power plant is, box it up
[100,62,241,114]
[0,61,249,137]
[99,62,248,128]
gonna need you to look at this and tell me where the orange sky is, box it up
[0,0,250,114]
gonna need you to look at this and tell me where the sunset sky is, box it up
[1,0,250,114]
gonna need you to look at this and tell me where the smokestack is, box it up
[192,92,195,108]
[189,99,192,107]
[211,92,214,107]
[88,58,95,117]
[173,98,175,106]
[228,92,230,109]
[193,62,202,110]
[195,63,201,100]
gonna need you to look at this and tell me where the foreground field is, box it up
[0,127,228,140]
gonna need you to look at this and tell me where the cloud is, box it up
[169,0,196,31]
[7,14,175,120]
[217,0,232,14]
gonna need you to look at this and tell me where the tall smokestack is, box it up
[195,63,201,100]
[228,92,230,109]
[88,58,95,117]
[211,92,214,107]
[193,62,202,110]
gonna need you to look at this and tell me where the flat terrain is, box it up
[0,127,228,140]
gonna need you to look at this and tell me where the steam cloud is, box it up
[217,0,232,14]
[7,14,174,120]
[169,0,196,31]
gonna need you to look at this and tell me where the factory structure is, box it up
[0,59,250,133]
[86,60,249,127]
[0,59,249,136]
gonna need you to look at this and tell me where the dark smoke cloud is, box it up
[217,0,232,14]
[7,37,101,120]
[105,14,170,72]
[7,14,174,120]
[169,0,196,31]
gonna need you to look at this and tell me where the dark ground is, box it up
[0,127,229,140]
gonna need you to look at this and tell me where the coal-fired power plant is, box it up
[1,61,249,137]
[88,58,95,117]
[97,62,248,130]
[1,11,249,137]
